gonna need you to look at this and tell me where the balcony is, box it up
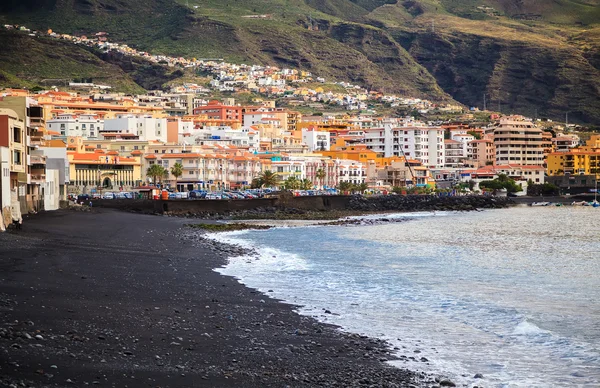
[30,155,46,165]
[31,174,46,183]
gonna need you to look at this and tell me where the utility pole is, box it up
[565,112,569,128]
[483,93,486,111]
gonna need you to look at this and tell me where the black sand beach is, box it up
[0,209,442,387]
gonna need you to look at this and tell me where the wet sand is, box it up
[0,209,436,387]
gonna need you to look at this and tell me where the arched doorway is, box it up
[102,177,112,188]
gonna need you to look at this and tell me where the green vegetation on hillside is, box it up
[1,0,599,123]
[0,29,144,93]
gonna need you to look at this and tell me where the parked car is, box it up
[205,193,221,200]
[102,192,115,199]
[77,194,90,202]
[189,190,207,199]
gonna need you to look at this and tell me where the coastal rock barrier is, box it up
[91,194,512,218]
[346,194,512,212]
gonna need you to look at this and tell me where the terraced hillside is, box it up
[1,0,599,123]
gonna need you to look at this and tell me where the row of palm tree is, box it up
[250,170,279,189]
[281,176,314,190]
[337,181,369,193]
[146,163,183,190]
[148,166,341,192]
[250,169,329,190]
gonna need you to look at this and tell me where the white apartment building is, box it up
[493,116,545,166]
[187,126,260,150]
[243,110,282,128]
[302,127,330,151]
[552,133,580,152]
[364,122,445,168]
[47,114,103,139]
[444,139,467,167]
[102,114,168,142]
[338,160,366,185]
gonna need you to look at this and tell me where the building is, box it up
[0,96,47,215]
[552,133,580,152]
[364,122,445,168]
[193,100,243,122]
[0,107,26,227]
[185,126,260,150]
[468,138,495,168]
[460,164,545,193]
[338,160,366,186]
[444,139,466,168]
[66,137,142,193]
[47,113,103,139]
[492,116,545,166]
[143,145,261,191]
[102,114,171,142]
[302,127,331,152]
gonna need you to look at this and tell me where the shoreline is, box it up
[0,208,444,387]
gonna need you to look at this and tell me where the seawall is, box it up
[90,195,512,216]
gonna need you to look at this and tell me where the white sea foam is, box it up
[512,320,550,336]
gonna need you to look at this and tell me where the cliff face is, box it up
[394,29,600,123]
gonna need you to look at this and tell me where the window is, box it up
[12,127,22,143]
[12,150,21,165]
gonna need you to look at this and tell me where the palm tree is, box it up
[283,176,300,190]
[147,164,166,186]
[337,181,353,193]
[170,162,183,191]
[258,170,279,189]
[355,182,369,194]
[315,168,326,189]
[300,179,313,190]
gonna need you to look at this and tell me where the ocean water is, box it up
[212,207,600,387]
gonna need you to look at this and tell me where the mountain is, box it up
[1,0,599,124]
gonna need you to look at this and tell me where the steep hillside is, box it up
[0,29,145,93]
[1,0,599,123]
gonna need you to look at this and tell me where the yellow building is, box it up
[66,137,142,192]
[547,136,600,176]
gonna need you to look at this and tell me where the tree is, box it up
[315,168,326,189]
[283,176,300,190]
[147,164,166,186]
[170,162,183,191]
[479,174,522,193]
[250,177,262,189]
[257,170,279,188]
[337,181,353,193]
[355,182,369,193]
[391,186,404,194]
[527,182,559,196]
[467,130,482,140]
[300,179,313,190]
